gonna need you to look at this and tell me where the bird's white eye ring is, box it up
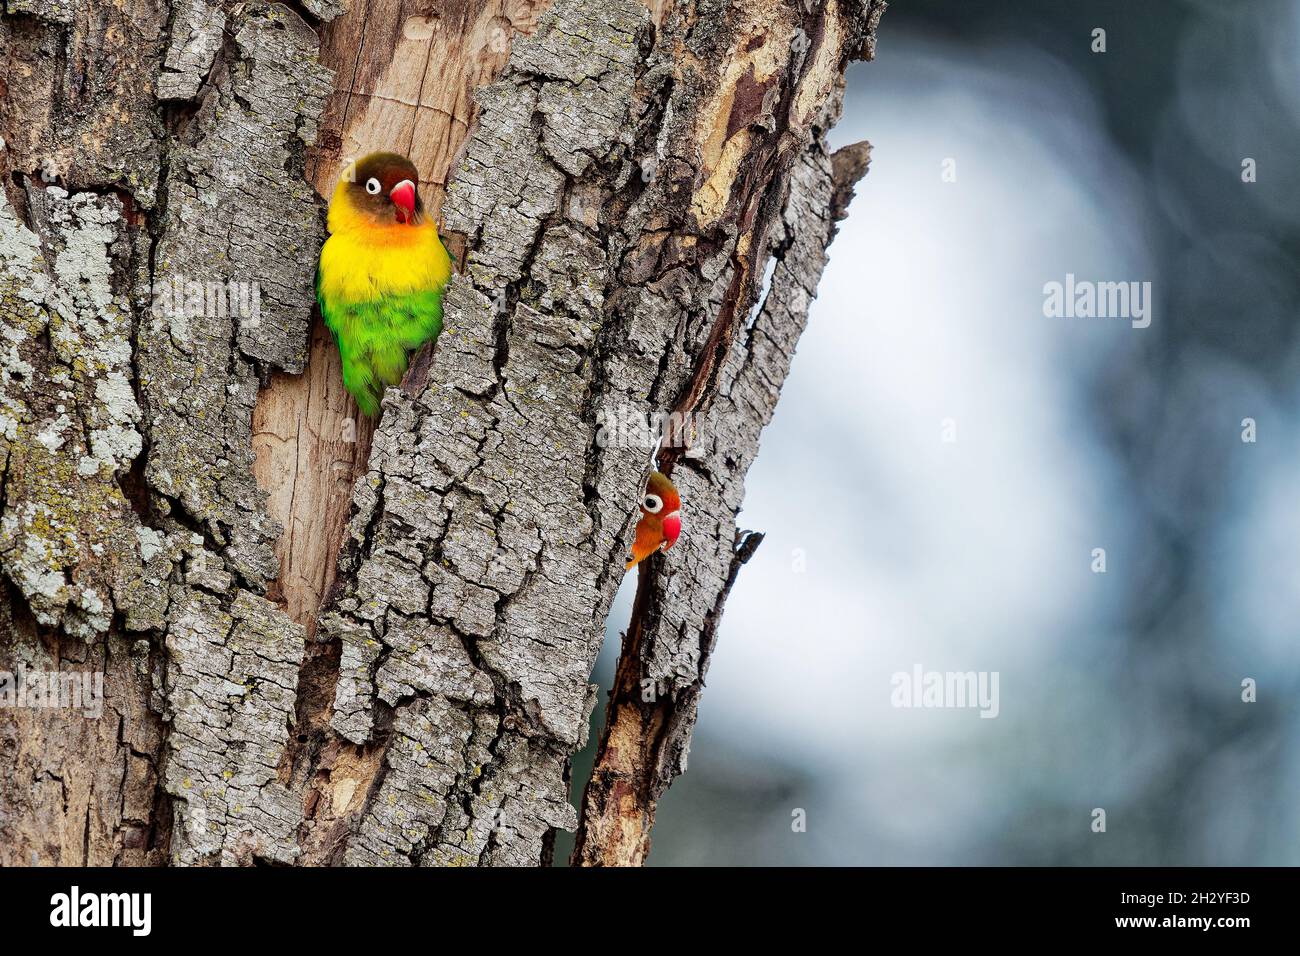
[643,493,663,514]
[365,177,382,195]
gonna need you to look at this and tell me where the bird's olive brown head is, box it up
[343,152,424,225]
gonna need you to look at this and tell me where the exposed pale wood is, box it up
[253,322,374,630]
[307,0,550,214]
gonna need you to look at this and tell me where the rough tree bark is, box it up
[0,0,882,866]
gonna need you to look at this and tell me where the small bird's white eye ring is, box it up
[643,493,663,514]
[365,177,382,195]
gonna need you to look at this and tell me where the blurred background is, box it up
[559,0,1300,865]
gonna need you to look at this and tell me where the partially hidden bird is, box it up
[626,471,682,570]
[317,152,452,416]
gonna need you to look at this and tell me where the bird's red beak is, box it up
[390,179,416,224]
[661,510,681,550]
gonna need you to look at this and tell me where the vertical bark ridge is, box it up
[570,3,884,865]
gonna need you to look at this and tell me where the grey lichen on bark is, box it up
[0,189,144,638]
[1,0,333,865]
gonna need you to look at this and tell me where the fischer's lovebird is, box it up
[317,152,452,416]
[626,471,682,570]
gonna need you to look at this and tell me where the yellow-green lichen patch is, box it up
[0,189,145,637]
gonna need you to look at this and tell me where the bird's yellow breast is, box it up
[319,185,452,304]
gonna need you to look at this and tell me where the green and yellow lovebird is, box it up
[317,152,452,416]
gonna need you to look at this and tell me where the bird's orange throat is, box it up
[328,205,432,248]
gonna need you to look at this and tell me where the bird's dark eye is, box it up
[365,177,382,195]
[643,494,663,514]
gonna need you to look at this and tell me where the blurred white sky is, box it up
[647,34,1160,862]
[601,12,1300,864]
[711,35,1155,750]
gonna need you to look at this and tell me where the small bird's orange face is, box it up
[342,152,423,226]
[626,471,682,570]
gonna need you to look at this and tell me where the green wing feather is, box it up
[318,273,443,417]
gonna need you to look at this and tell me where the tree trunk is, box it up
[0,0,883,866]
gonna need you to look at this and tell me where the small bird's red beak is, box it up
[390,179,416,223]
[661,510,681,550]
